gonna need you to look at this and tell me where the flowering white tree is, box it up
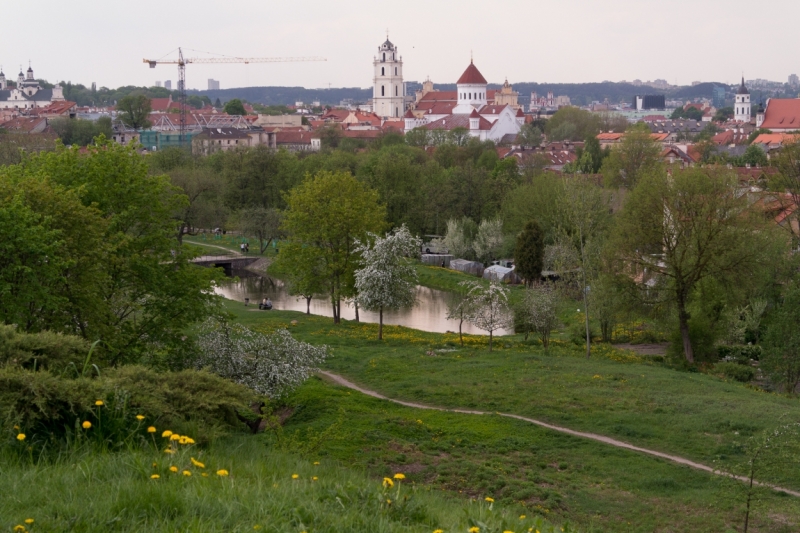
[472,218,505,264]
[354,225,422,340]
[442,218,473,259]
[519,284,560,349]
[460,280,512,351]
[196,319,328,398]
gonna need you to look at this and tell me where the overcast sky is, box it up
[5,0,798,91]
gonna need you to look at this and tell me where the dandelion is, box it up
[182,470,192,476]
[16,433,26,441]
[170,434,181,441]
[503,531,515,533]
[152,462,158,468]
[82,421,92,429]
[291,474,299,479]
[24,519,34,525]
[179,436,188,445]
[312,476,318,481]
[164,448,175,454]
[254,526,262,531]
[147,426,156,433]
[485,497,494,503]
[202,473,209,477]
[469,528,480,533]
[313,461,320,465]
[386,498,392,504]
[519,515,526,519]
[185,437,195,444]
[216,469,229,477]
[162,430,173,438]
[13,525,26,532]
[382,477,394,488]
[136,415,145,421]
[169,466,178,473]
[95,400,104,406]
[393,473,405,480]
[150,474,160,479]
[433,530,444,533]
[191,457,205,468]
[13,425,19,430]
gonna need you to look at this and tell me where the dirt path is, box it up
[317,370,800,497]
[186,240,242,256]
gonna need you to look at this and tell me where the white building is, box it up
[208,79,220,91]
[404,60,524,142]
[734,77,751,122]
[0,65,65,110]
[372,38,405,119]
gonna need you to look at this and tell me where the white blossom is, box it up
[460,280,512,351]
[442,218,473,259]
[472,218,504,263]
[196,319,328,398]
[520,284,560,348]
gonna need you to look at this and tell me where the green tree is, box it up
[761,285,800,394]
[169,166,226,242]
[741,144,768,167]
[545,107,601,142]
[714,107,734,122]
[277,171,385,323]
[223,98,246,116]
[601,123,663,188]
[612,167,779,363]
[238,207,283,254]
[671,106,704,121]
[517,123,543,147]
[116,94,152,129]
[404,127,430,147]
[515,220,545,286]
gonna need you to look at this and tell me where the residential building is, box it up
[254,114,304,128]
[790,74,799,87]
[372,37,405,119]
[734,77,751,122]
[0,64,66,110]
[155,81,162,88]
[192,127,275,155]
[164,80,172,90]
[208,79,220,91]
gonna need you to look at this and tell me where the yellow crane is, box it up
[143,47,326,144]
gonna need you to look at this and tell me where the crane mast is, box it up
[143,48,326,147]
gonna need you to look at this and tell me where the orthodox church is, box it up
[0,64,65,110]
[402,59,523,142]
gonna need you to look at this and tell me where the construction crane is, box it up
[143,48,326,146]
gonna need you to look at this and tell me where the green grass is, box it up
[0,436,561,533]
[222,301,800,531]
[184,235,281,258]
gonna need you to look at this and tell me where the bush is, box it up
[0,324,91,372]
[717,344,762,364]
[714,362,755,383]
[0,366,256,446]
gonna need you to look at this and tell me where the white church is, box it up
[734,76,750,123]
[0,64,66,110]
[372,39,406,119]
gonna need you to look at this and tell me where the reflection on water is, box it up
[215,270,513,336]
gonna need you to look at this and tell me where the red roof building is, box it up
[757,99,800,132]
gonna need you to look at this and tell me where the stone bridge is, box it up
[192,255,260,276]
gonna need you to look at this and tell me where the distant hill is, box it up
[190,81,731,108]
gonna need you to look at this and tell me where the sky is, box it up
[4,0,799,91]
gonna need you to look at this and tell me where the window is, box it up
[396,107,398,117]
[383,53,385,61]
[395,67,397,75]
[382,85,385,96]
[395,86,398,96]
[381,67,385,76]
[469,93,472,99]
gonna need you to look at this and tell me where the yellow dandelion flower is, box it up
[312,476,318,481]
[393,473,405,480]
[216,469,229,477]
[503,531,515,533]
[201,472,208,477]
[520,515,526,520]
[291,474,299,479]
[485,496,494,503]
[254,526,262,531]
[313,461,320,465]
[185,437,195,444]
[13,425,19,430]
[182,470,192,477]
[178,436,188,445]
[382,477,394,488]
[136,415,145,421]
[386,498,392,504]
[13,525,26,532]
[147,426,156,433]
[164,448,175,454]
[24,519,34,525]
[162,430,173,438]
[469,528,480,533]
[191,457,205,468]
[169,466,178,473]
[82,421,92,429]
[433,529,444,533]
[16,433,26,441]
[150,474,160,479]
[170,434,181,441]
[152,462,158,468]
[95,400,104,406]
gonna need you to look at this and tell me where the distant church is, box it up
[0,64,66,110]
[372,38,406,119]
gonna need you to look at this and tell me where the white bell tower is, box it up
[373,36,405,119]
[734,76,751,122]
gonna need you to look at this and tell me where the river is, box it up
[215,270,513,336]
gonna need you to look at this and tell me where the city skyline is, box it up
[4,0,799,91]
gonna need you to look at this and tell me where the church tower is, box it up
[734,76,751,122]
[453,59,488,114]
[373,37,405,119]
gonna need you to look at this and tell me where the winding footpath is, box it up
[318,370,800,498]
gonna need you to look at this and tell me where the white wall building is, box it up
[372,38,405,119]
[734,77,751,122]
[0,65,65,110]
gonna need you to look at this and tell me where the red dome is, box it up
[457,61,487,85]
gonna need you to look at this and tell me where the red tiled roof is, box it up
[516,108,525,117]
[149,98,172,112]
[423,114,493,131]
[275,131,316,144]
[759,99,800,130]
[597,133,624,141]
[418,91,457,102]
[404,109,415,118]
[417,102,457,115]
[751,132,800,145]
[31,101,77,116]
[342,129,383,139]
[457,61,488,84]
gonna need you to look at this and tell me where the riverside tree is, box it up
[612,167,778,364]
[354,225,421,340]
[278,170,385,324]
[238,207,283,253]
[460,280,512,352]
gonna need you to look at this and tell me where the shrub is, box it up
[0,366,256,446]
[0,324,91,372]
[717,344,762,364]
[714,362,755,383]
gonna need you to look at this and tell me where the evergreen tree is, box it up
[514,219,545,286]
